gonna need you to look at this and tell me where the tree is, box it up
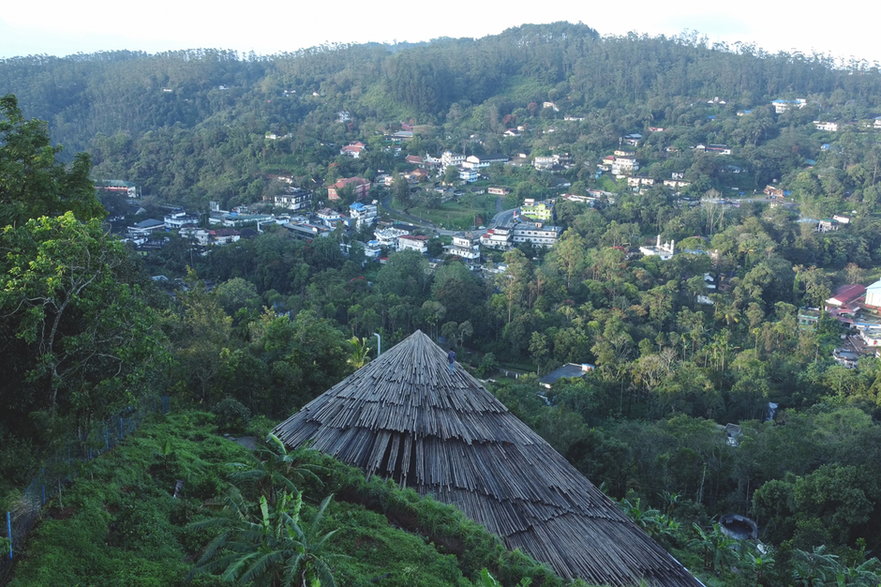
[193,490,338,587]
[174,276,234,405]
[0,213,166,423]
[0,95,104,225]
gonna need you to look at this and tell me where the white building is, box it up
[533,155,559,170]
[163,211,200,229]
[480,224,514,249]
[397,234,429,254]
[272,187,311,211]
[639,235,676,260]
[459,168,479,183]
[447,235,480,260]
[441,151,466,167]
[865,280,881,308]
[349,202,378,229]
[374,227,410,248]
[814,121,840,132]
[511,222,561,248]
[771,98,807,113]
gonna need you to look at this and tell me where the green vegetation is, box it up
[3,20,881,585]
[9,412,561,586]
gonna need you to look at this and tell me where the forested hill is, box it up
[2,21,880,207]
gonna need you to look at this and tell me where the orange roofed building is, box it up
[327,176,371,201]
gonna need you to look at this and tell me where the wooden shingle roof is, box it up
[274,330,701,586]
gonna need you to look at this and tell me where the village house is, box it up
[340,141,366,158]
[458,168,479,183]
[480,224,514,250]
[397,234,429,254]
[98,180,139,198]
[487,186,511,196]
[179,227,210,246]
[771,98,807,113]
[209,228,241,245]
[441,151,466,167]
[316,208,344,228]
[283,220,332,241]
[519,199,554,222]
[328,177,371,201]
[447,234,481,260]
[374,227,410,249]
[163,211,200,229]
[814,121,840,132]
[128,218,165,237]
[271,187,312,211]
[533,155,560,170]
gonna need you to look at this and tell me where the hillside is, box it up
[3,21,881,586]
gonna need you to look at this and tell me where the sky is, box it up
[1,1,879,67]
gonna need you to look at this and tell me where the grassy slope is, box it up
[9,411,564,586]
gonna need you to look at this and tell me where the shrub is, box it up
[210,397,251,433]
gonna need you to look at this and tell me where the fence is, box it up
[0,395,169,584]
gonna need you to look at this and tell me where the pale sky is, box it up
[1,1,878,67]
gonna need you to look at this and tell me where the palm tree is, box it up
[192,490,339,586]
[229,433,325,505]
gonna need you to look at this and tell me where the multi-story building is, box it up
[349,202,378,229]
[511,221,561,248]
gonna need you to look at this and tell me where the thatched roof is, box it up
[274,331,701,586]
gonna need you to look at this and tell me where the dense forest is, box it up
[3,21,881,585]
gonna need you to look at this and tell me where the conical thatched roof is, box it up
[274,330,701,586]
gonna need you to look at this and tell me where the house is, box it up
[864,280,881,308]
[519,199,554,222]
[539,363,595,389]
[627,177,655,189]
[861,328,881,347]
[480,224,513,249]
[640,235,675,260]
[441,151,466,167]
[316,208,344,228]
[621,133,642,147]
[397,234,429,254]
[180,227,210,246]
[533,155,559,171]
[340,141,366,158]
[487,186,510,196]
[764,185,786,198]
[772,98,807,113]
[447,235,480,260]
[273,331,700,586]
[163,211,200,229]
[328,177,371,201]
[405,155,424,166]
[814,121,840,132]
[611,156,638,176]
[128,218,165,237]
[374,227,410,248]
[463,154,508,169]
[349,202,378,229]
[272,187,312,211]
[209,228,241,245]
[283,220,332,241]
[798,307,821,329]
[458,168,479,183]
[832,348,860,368]
[98,180,139,198]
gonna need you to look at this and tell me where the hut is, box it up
[274,331,701,586]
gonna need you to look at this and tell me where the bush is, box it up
[210,398,251,433]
